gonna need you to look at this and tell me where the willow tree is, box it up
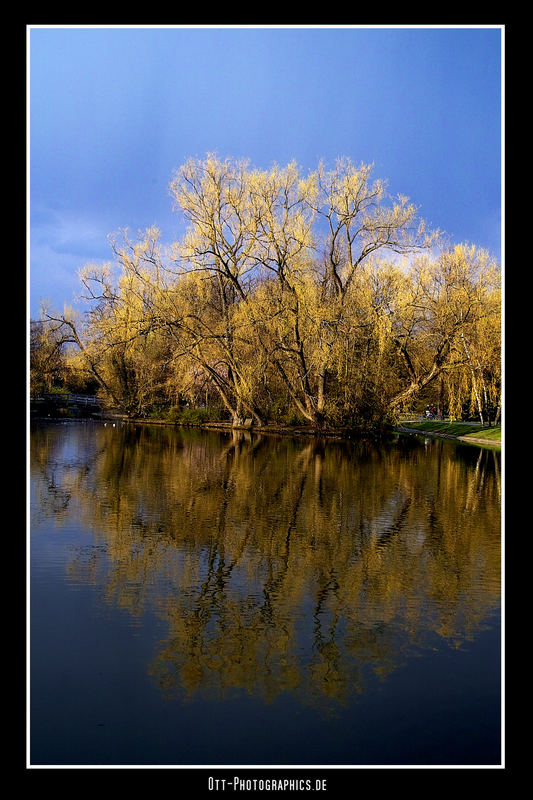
[425,245,501,423]
[168,155,269,425]
[38,155,500,429]
[312,158,435,300]
[239,161,322,423]
[244,157,437,427]
[30,313,72,395]
[44,228,178,417]
[384,244,501,418]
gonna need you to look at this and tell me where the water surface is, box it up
[29,421,501,766]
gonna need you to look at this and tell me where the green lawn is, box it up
[462,426,501,440]
[399,420,501,440]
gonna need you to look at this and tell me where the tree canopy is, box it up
[32,155,501,428]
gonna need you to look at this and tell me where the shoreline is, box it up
[31,414,501,448]
[393,424,501,447]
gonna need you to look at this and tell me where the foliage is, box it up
[35,155,502,429]
[172,406,222,425]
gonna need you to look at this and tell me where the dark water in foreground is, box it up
[29,421,501,767]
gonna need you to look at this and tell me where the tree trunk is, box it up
[460,333,484,425]
[494,396,501,425]
[438,376,445,420]
[317,370,326,415]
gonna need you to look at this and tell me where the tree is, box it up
[384,244,501,418]
[35,155,501,430]
[248,157,436,426]
[313,157,435,300]
[30,315,68,395]
[168,155,269,424]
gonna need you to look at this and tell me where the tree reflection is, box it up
[31,423,501,709]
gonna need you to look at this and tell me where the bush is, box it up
[280,410,306,426]
[166,406,225,425]
[165,406,184,423]
[143,404,170,419]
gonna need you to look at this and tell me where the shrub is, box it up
[168,406,225,425]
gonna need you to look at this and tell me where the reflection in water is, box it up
[30,422,501,713]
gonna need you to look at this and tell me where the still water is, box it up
[29,421,501,766]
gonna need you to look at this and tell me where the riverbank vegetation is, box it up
[31,155,501,431]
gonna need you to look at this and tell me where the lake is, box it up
[29,420,502,767]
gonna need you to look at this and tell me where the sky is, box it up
[28,25,503,317]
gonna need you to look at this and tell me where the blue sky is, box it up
[28,25,502,317]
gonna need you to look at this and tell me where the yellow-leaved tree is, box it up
[37,156,500,429]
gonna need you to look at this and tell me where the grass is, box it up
[399,419,501,441]
[461,426,501,441]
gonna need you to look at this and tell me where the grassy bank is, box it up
[397,419,501,444]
